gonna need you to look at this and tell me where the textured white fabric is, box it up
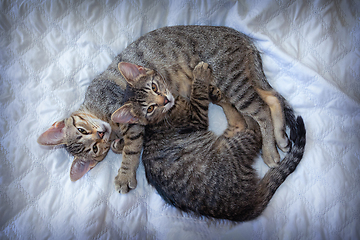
[1,0,359,239]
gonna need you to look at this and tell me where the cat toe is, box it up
[128,178,137,189]
[115,184,129,194]
[195,61,208,69]
[114,172,137,194]
[194,61,211,79]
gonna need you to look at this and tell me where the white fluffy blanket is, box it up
[1,1,359,239]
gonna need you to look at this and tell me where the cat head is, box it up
[38,111,112,181]
[111,62,175,125]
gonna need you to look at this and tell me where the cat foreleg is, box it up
[114,124,144,193]
[189,61,212,128]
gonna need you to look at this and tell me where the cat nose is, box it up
[164,97,169,105]
[98,131,105,139]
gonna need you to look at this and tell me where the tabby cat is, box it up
[39,26,293,192]
[111,26,296,193]
[37,79,127,181]
[112,61,306,221]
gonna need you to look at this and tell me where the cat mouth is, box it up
[164,93,175,112]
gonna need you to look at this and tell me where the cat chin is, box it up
[164,93,175,112]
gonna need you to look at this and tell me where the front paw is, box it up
[193,61,211,81]
[114,170,137,194]
[111,138,124,154]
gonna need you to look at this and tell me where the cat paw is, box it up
[209,85,222,103]
[114,171,137,194]
[111,138,124,154]
[193,61,211,81]
[262,146,280,168]
[277,133,291,153]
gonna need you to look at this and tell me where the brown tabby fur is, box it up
[39,26,295,193]
[113,61,306,221]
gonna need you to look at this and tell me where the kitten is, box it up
[111,26,293,193]
[39,26,293,192]
[117,26,292,164]
[38,79,126,181]
[112,61,306,221]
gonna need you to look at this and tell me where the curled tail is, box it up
[269,115,306,185]
[237,112,306,221]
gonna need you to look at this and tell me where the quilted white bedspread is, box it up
[1,0,359,239]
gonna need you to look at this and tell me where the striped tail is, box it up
[236,112,306,221]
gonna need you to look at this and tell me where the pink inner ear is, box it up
[70,158,96,181]
[37,121,65,146]
[118,62,146,83]
[111,105,139,124]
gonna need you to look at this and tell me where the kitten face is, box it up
[38,111,112,181]
[65,112,111,159]
[132,73,175,124]
[112,62,175,125]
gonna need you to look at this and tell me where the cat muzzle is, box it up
[98,131,105,139]
[97,122,111,141]
[163,93,175,112]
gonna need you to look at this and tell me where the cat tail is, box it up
[281,94,297,141]
[241,114,306,221]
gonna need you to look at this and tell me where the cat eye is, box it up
[77,128,88,134]
[93,144,98,154]
[151,83,158,92]
[147,105,155,113]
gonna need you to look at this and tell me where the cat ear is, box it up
[118,62,147,85]
[37,120,66,146]
[70,157,97,181]
[111,103,139,124]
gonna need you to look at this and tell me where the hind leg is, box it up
[227,87,280,167]
[211,85,278,166]
[255,88,290,152]
[210,86,248,136]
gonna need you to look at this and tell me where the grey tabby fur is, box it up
[38,79,126,181]
[113,61,306,221]
[39,26,301,195]
[111,25,293,192]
